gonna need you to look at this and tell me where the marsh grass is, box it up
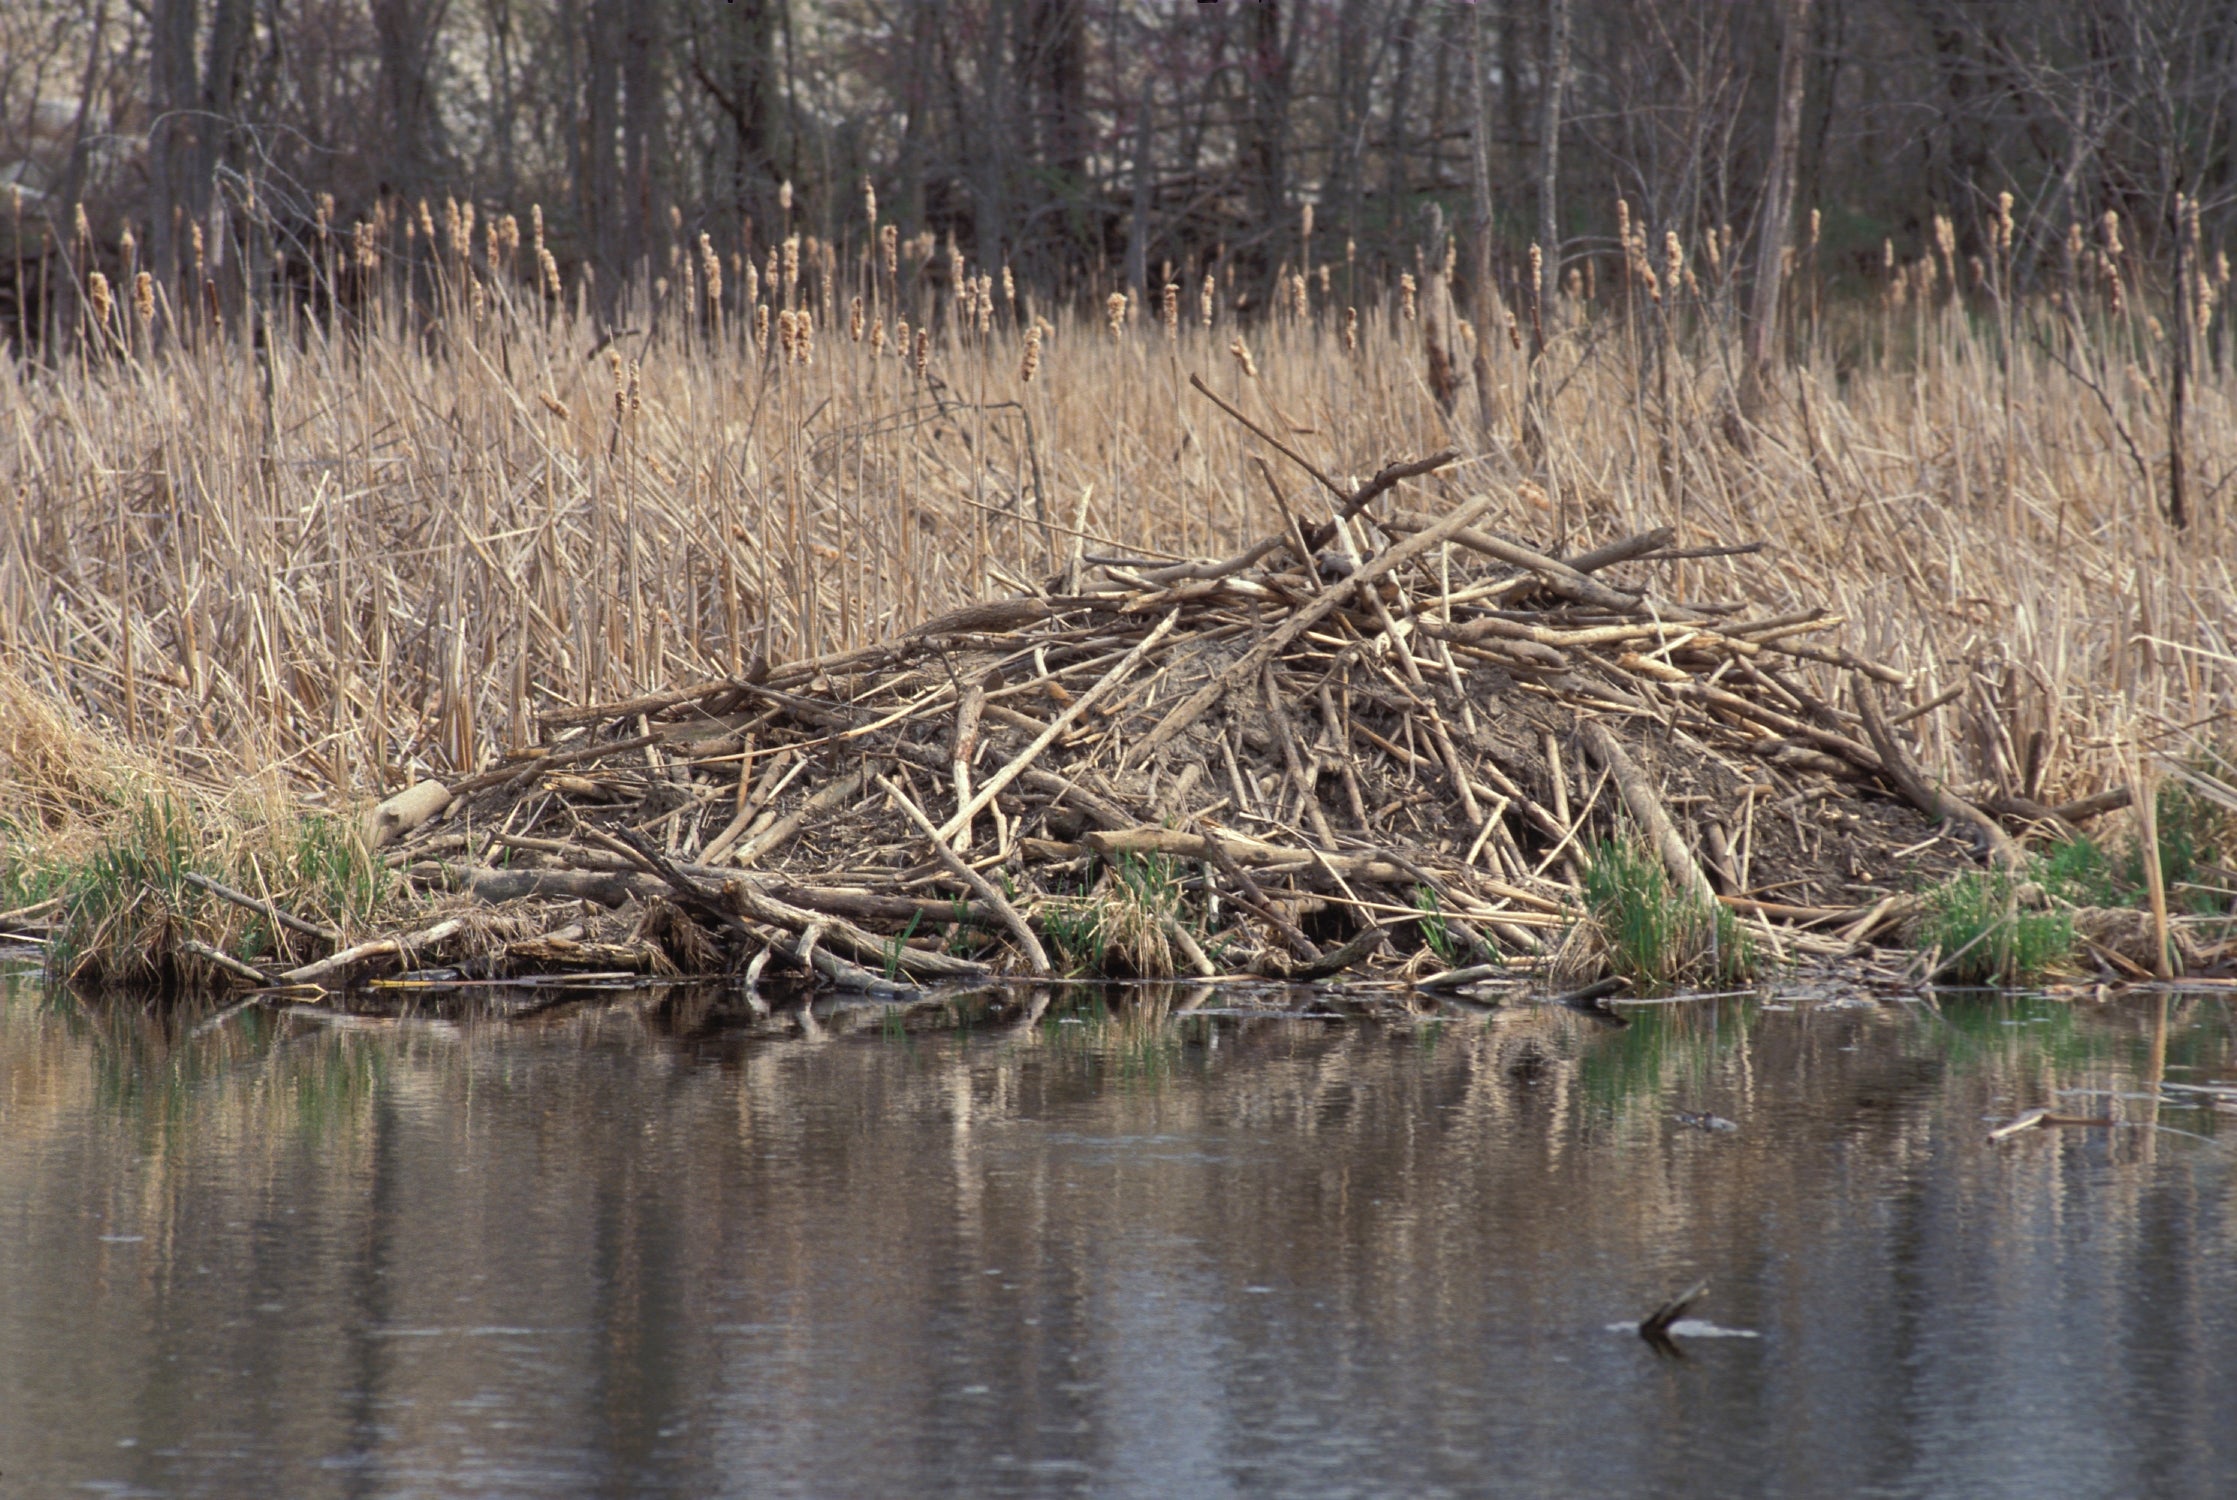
[1578,835,1753,993]
[1917,869,2077,986]
[1039,852,1195,979]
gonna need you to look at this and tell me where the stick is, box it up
[734,767,868,868]
[1199,827,1321,961]
[182,870,344,944]
[937,609,1180,842]
[1852,682,2022,873]
[1127,490,1501,768]
[951,680,985,853]
[281,918,464,988]
[878,775,1054,976]
[179,938,276,987]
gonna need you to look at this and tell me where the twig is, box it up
[878,775,1053,976]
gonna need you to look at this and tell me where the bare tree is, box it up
[1743,0,1811,415]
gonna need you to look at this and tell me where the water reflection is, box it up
[2,970,2233,1498]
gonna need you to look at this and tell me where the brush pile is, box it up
[323,430,2126,997]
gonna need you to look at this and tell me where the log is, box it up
[1578,721,1720,907]
[281,918,465,987]
[364,779,452,850]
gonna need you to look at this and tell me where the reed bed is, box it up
[3,204,2234,989]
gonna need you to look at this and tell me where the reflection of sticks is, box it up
[1639,1280,1709,1340]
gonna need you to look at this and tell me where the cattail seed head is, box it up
[469,274,486,325]
[795,307,814,363]
[1933,213,1956,267]
[700,233,722,306]
[881,223,898,276]
[2216,249,2230,288]
[913,327,929,378]
[1229,336,1257,378]
[1300,201,1314,246]
[2146,314,2164,342]
[755,302,770,346]
[782,235,800,295]
[608,348,626,412]
[86,269,112,324]
[777,308,797,359]
[870,316,887,353]
[894,316,908,357]
[539,248,562,300]
[1995,192,2014,255]
[1399,271,1417,321]
[531,204,544,256]
[132,270,154,322]
[2100,210,2122,257]
[1343,305,1358,352]
[1002,264,1015,308]
[977,274,994,333]
[778,179,793,214]
[849,295,864,341]
[1289,272,1307,318]
[863,176,877,228]
[626,360,641,415]
[1161,281,1179,339]
[1106,291,1127,338]
[1019,324,1041,383]
[1664,231,1683,288]
[73,201,90,245]
[1200,273,1215,327]
[1317,264,1330,295]
[354,220,378,273]
[1808,207,1821,250]
[1506,311,1521,349]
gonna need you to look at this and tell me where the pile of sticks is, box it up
[340,389,2076,996]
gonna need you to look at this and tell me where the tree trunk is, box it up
[1743,0,1812,415]
[582,0,624,321]
[1465,0,1500,437]
[1535,0,1570,314]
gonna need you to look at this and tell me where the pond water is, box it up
[2,967,2234,1499]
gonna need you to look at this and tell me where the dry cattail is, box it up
[608,347,627,415]
[1290,272,1308,319]
[2146,314,2165,342]
[1995,192,2014,256]
[779,179,793,214]
[132,270,153,323]
[881,223,898,276]
[1883,237,1895,272]
[764,246,779,298]
[1161,281,1179,339]
[895,317,910,357]
[539,248,562,300]
[863,176,877,229]
[1002,263,1015,310]
[1529,242,1544,295]
[468,273,486,325]
[1300,200,1314,248]
[2102,255,2125,315]
[1566,267,1583,300]
[912,326,929,377]
[1808,206,1822,251]
[2217,250,2231,288]
[1317,264,1330,295]
[86,270,112,325]
[870,316,887,353]
[416,199,435,245]
[949,244,966,301]
[314,193,333,240]
[626,360,641,415]
[1343,305,1358,352]
[1933,213,1956,269]
[777,308,798,360]
[538,392,569,421]
[1106,291,1127,338]
[1228,336,1257,378]
[1400,271,1417,320]
[1019,324,1041,383]
[1664,231,1683,290]
[2199,275,2218,336]
[1506,311,1521,350]
[531,203,545,257]
[1615,198,1631,250]
[355,220,379,274]
[2101,209,2122,257]
[977,273,994,333]
[1641,264,1661,303]
[1200,272,1215,327]
[795,307,814,363]
[849,295,865,341]
[73,201,90,246]
[700,232,722,306]
[782,234,800,295]
[755,302,771,347]
[1441,239,1456,280]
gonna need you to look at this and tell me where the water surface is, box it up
[2,970,2233,1498]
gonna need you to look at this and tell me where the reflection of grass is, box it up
[1575,999,1753,1118]
[1039,990,1193,1082]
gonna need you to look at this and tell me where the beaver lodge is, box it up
[16,408,2232,1005]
